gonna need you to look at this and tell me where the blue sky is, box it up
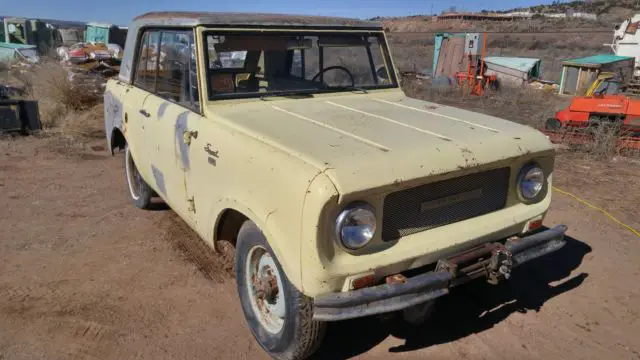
[3,0,554,26]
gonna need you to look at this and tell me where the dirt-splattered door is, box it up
[139,29,200,225]
[434,36,468,79]
[142,96,196,223]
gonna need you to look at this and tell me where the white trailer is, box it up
[611,14,640,76]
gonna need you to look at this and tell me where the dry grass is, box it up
[387,31,611,82]
[37,104,105,157]
[560,124,640,159]
[58,104,105,139]
[4,59,106,156]
[403,76,568,128]
[402,77,639,159]
[13,60,102,129]
[0,61,10,74]
[0,59,104,157]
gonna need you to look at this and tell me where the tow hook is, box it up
[488,244,513,285]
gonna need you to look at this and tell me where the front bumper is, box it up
[313,225,567,321]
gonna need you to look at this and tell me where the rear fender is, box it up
[104,80,126,154]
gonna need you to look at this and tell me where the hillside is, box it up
[379,0,637,33]
[506,0,638,23]
[505,0,638,21]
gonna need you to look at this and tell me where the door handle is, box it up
[139,109,150,118]
[183,130,198,145]
[204,143,219,157]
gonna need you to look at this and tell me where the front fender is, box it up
[206,197,304,292]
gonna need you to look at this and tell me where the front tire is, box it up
[235,221,326,360]
[124,143,153,209]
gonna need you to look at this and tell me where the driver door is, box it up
[138,29,201,224]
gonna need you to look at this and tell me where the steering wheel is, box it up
[311,66,355,88]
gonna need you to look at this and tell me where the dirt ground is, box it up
[1,136,640,360]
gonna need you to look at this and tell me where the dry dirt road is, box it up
[1,137,639,360]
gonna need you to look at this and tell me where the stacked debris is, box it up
[56,42,122,93]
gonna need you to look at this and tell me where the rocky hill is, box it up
[505,0,638,23]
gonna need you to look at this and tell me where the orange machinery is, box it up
[543,94,640,150]
[546,94,640,133]
[453,33,497,96]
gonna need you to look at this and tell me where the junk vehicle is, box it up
[104,12,568,360]
[0,42,39,63]
[84,22,127,48]
[55,28,83,46]
[2,17,55,55]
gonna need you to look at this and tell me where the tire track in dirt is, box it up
[158,211,235,283]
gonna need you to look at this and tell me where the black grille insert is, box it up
[382,167,510,241]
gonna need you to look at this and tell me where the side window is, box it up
[133,29,199,112]
[289,49,303,78]
[155,31,199,111]
[133,30,159,91]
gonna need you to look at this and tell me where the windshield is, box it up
[594,80,621,95]
[204,31,397,100]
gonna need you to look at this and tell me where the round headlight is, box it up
[335,203,377,250]
[518,164,545,201]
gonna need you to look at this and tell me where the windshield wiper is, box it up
[259,90,315,100]
[324,85,368,94]
[345,86,368,94]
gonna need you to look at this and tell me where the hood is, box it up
[210,91,553,195]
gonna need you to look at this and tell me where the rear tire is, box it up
[235,220,326,360]
[124,143,153,209]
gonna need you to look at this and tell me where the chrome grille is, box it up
[382,168,510,241]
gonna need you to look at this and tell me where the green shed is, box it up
[559,54,635,95]
[84,22,126,48]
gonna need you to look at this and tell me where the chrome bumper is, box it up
[313,225,568,321]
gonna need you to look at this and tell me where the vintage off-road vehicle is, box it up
[105,12,568,360]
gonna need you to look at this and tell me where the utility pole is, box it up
[431,3,434,16]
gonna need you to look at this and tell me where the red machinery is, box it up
[547,94,640,131]
[543,94,640,150]
[453,33,498,96]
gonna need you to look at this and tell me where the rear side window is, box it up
[133,29,199,112]
[133,30,159,91]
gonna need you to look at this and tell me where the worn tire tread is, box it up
[236,221,326,360]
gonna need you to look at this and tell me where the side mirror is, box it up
[376,65,390,81]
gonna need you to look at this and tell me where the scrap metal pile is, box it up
[57,42,122,88]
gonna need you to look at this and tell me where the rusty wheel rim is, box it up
[245,245,285,334]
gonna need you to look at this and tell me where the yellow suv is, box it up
[104,12,567,360]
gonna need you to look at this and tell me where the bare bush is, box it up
[578,124,640,159]
[58,104,105,139]
[14,60,102,129]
